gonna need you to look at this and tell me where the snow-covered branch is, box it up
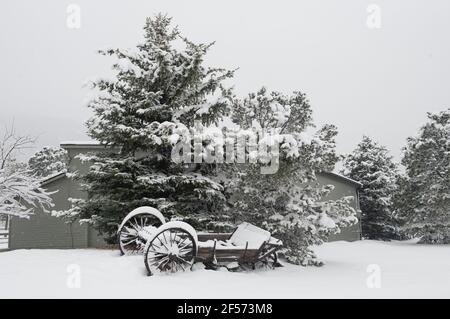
[0,169,55,218]
[0,122,36,170]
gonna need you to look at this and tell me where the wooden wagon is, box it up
[117,206,283,276]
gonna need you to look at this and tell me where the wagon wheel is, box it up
[144,223,197,276]
[253,252,281,270]
[239,251,281,271]
[118,207,165,256]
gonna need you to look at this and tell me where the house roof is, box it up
[40,170,362,189]
[60,141,108,149]
[40,171,67,187]
[318,171,363,188]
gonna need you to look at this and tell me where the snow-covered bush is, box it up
[224,88,358,265]
[342,136,401,240]
[29,147,68,177]
[395,109,450,244]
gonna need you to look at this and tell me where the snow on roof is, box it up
[320,171,363,187]
[60,141,103,148]
[40,171,67,187]
[60,141,101,145]
[60,141,122,151]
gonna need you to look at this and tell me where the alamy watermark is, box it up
[366,4,382,29]
[66,263,81,288]
[366,264,381,288]
[171,124,281,174]
[66,4,81,29]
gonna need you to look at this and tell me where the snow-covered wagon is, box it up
[117,206,283,275]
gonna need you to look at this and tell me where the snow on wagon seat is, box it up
[228,222,272,249]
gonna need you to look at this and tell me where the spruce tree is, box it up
[342,136,400,240]
[396,109,450,244]
[59,14,234,242]
[226,88,357,265]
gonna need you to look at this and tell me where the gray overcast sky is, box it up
[1,0,449,162]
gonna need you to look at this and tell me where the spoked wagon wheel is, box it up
[144,221,198,276]
[118,207,166,255]
[239,251,281,271]
[253,252,281,270]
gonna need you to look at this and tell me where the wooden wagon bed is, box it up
[196,223,282,267]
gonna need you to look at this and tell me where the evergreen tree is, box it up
[342,136,400,240]
[29,147,68,178]
[396,109,450,244]
[58,14,234,242]
[225,88,357,265]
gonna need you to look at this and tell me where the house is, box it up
[6,142,362,250]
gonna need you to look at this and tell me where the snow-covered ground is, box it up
[0,240,448,298]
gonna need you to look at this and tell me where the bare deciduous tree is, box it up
[0,122,54,218]
[0,121,36,170]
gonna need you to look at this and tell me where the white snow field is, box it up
[0,240,448,299]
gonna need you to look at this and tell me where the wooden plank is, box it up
[197,246,259,259]
[197,233,231,242]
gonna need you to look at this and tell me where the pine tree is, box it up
[57,14,234,242]
[396,109,450,244]
[225,88,357,265]
[29,147,68,178]
[342,136,400,240]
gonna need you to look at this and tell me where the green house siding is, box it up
[9,144,111,249]
[9,177,88,249]
[317,173,362,242]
